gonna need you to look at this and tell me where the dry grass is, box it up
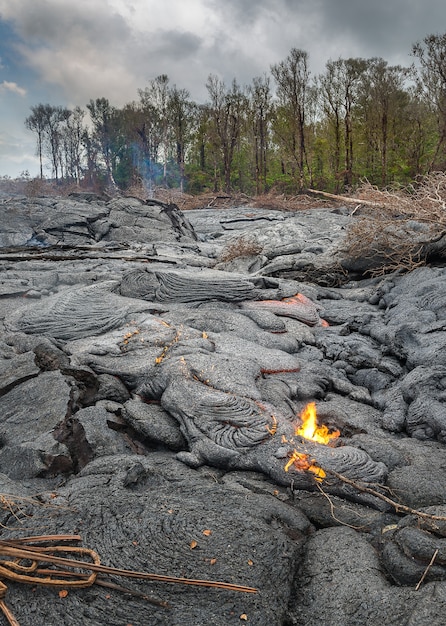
[342,173,446,276]
[0,177,105,198]
[124,184,254,211]
[251,190,337,211]
[0,491,68,530]
[218,235,264,263]
[179,191,252,211]
[2,177,335,212]
[126,186,335,212]
[124,183,197,209]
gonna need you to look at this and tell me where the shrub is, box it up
[218,235,264,263]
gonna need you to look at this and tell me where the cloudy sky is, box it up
[0,0,445,178]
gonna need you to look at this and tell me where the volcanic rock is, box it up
[1,193,446,625]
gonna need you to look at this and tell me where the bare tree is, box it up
[86,98,118,189]
[206,75,246,192]
[359,59,410,186]
[318,60,345,190]
[318,58,368,189]
[341,59,368,188]
[403,83,435,178]
[412,33,446,169]
[45,105,71,181]
[271,48,310,190]
[62,106,85,184]
[25,104,70,181]
[134,93,162,193]
[25,104,47,179]
[248,74,272,194]
[82,127,99,189]
[169,86,195,191]
[138,75,171,185]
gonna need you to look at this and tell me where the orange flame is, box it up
[284,451,326,481]
[295,402,340,445]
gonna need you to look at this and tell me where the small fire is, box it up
[283,403,340,481]
[284,451,326,481]
[295,402,340,445]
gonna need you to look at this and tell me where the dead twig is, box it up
[324,469,446,522]
[315,481,365,530]
[415,548,439,591]
[0,494,73,531]
[341,173,446,276]
[0,596,20,626]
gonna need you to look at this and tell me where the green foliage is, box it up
[184,163,213,194]
[23,34,446,194]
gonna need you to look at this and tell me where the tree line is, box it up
[24,33,446,195]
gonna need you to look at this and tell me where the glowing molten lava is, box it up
[295,402,340,445]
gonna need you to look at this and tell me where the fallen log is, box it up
[306,188,382,207]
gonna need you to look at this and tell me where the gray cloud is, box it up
[204,0,280,24]
[3,1,130,47]
[5,0,443,102]
[317,0,446,66]
[1,0,446,176]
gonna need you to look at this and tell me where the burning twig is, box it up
[155,325,183,364]
[283,403,340,480]
[265,414,278,436]
[284,451,326,481]
[284,404,446,524]
[415,549,439,591]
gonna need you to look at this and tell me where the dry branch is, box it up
[341,174,446,276]
[415,549,439,590]
[0,535,258,626]
[0,535,258,592]
[325,469,446,523]
[307,188,382,207]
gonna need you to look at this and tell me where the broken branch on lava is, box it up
[322,469,446,522]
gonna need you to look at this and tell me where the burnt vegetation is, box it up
[342,173,446,275]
